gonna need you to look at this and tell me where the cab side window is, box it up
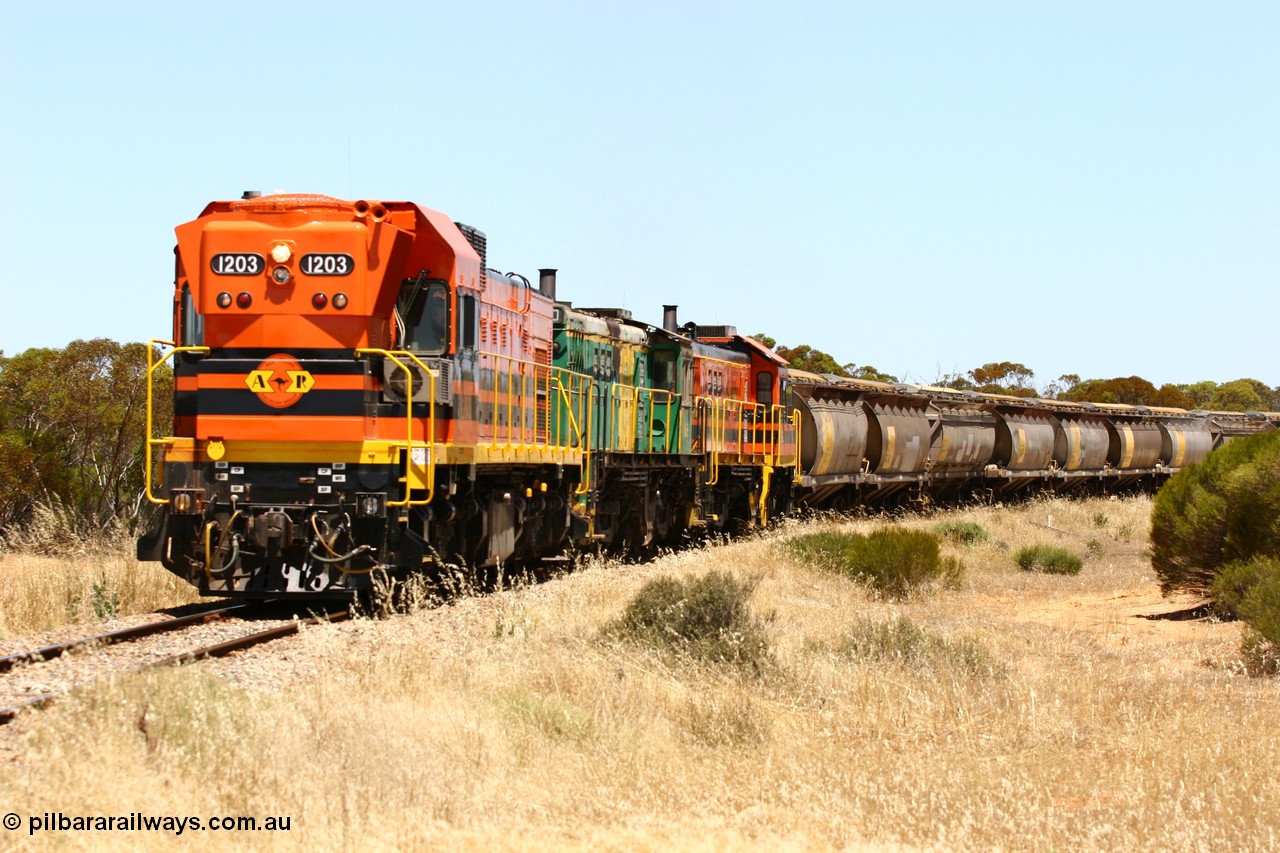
[756,370,774,406]
[397,277,451,354]
[652,349,676,391]
[457,293,477,350]
[180,283,203,347]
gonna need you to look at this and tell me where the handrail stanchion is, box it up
[357,348,436,507]
[145,340,210,505]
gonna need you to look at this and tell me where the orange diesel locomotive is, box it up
[138,193,798,596]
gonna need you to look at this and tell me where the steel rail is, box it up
[0,602,251,674]
[0,610,349,724]
[144,610,350,668]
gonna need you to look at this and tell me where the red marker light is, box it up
[236,292,253,308]
[312,293,328,309]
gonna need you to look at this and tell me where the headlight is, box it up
[356,493,386,517]
[169,489,204,515]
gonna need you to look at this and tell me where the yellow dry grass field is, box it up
[0,551,201,638]
[1,495,1277,851]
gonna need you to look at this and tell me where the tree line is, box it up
[0,337,1274,538]
[754,336,1280,412]
[0,340,171,539]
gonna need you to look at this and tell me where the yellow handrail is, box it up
[790,407,801,470]
[697,397,723,486]
[481,352,551,455]
[752,403,784,524]
[478,352,596,463]
[610,384,638,452]
[759,405,774,464]
[637,387,677,452]
[760,403,787,466]
[549,374,585,448]
[546,371,595,495]
[145,340,210,505]
[358,348,437,507]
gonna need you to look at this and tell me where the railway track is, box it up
[0,605,349,724]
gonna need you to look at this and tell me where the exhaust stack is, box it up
[539,268,558,301]
[663,305,679,333]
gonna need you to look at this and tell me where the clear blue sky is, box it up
[2,1,1275,388]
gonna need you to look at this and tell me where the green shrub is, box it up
[1151,430,1280,597]
[934,521,990,546]
[91,574,119,620]
[1014,544,1083,575]
[784,527,963,598]
[601,571,771,673]
[1212,557,1280,675]
[1212,556,1275,620]
[815,616,1003,677]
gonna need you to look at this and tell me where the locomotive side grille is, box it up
[432,358,453,404]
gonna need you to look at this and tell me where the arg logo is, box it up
[245,353,315,409]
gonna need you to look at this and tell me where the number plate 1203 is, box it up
[210,253,264,275]
[300,253,354,276]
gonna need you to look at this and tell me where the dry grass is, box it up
[0,503,201,637]
[2,495,1278,851]
[0,548,201,638]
